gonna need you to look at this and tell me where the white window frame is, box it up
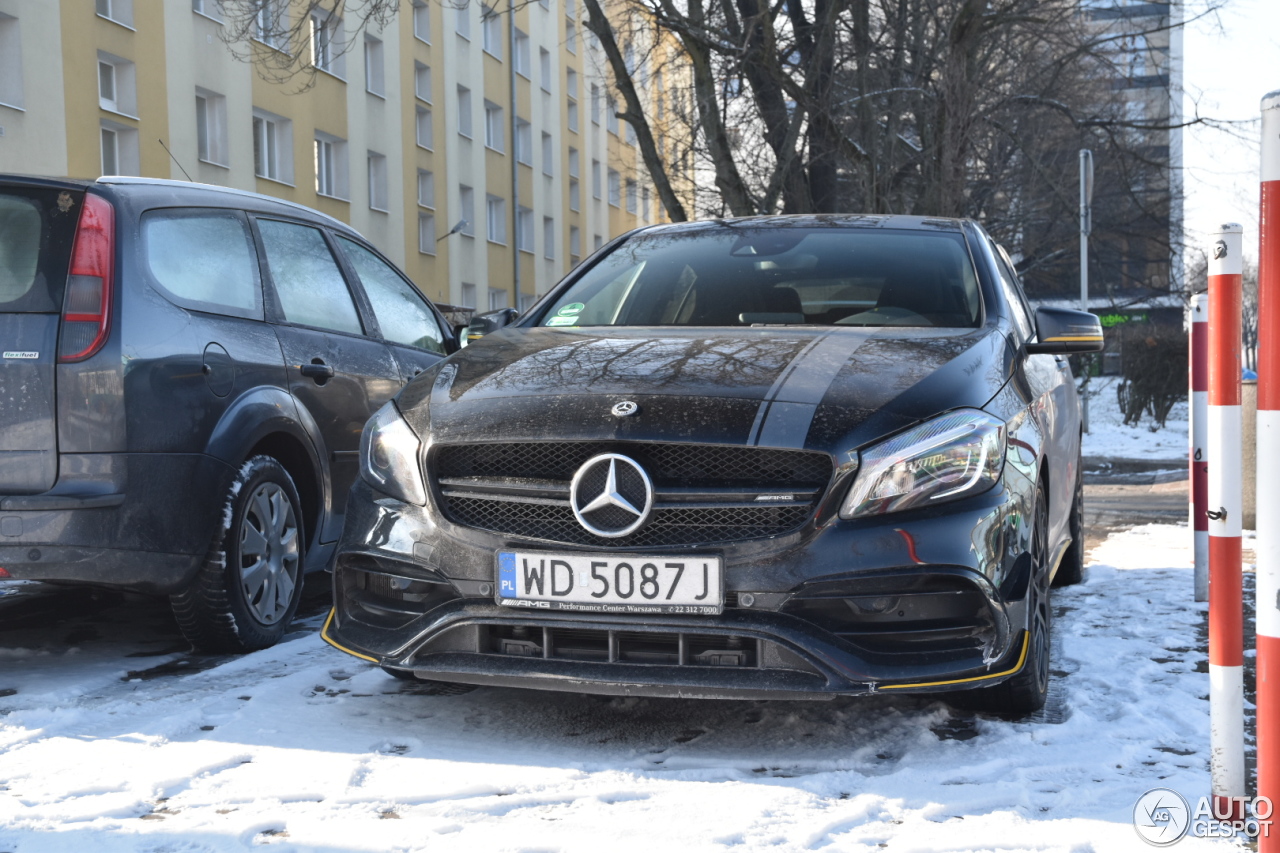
[592,159,601,199]
[417,170,435,208]
[96,0,134,27]
[195,87,228,167]
[99,118,139,176]
[252,109,293,184]
[253,0,287,51]
[484,100,504,152]
[516,206,534,253]
[418,212,437,254]
[539,48,552,93]
[481,5,502,58]
[412,0,431,43]
[457,86,472,138]
[514,29,531,78]
[541,131,553,176]
[0,14,21,110]
[414,62,432,102]
[459,185,475,236]
[314,133,349,200]
[543,216,555,260]
[97,52,136,117]
[486,194,506,245]
[569,178,580,212]
[415,105,433,150]
[455,3,470,39]
[367,151,388,212]
[364,35,385,97]
[515,118,532,165]
[488,286,508,311]
[310,11,341,75]
[608,169,621,207]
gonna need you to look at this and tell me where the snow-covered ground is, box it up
[1081,376,1189,463]
[0,524,1245,852]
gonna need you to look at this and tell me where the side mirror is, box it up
[466,307,519,341]
[1025,307,1105,354]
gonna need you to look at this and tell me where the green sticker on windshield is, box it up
[557,303,585,316]
[547,316,578,326]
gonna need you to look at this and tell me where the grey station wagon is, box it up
[0,175,457,651]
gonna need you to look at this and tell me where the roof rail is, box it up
[94,176,355,232]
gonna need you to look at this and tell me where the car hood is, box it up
[398,326,1015,453]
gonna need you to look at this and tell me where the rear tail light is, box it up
[59,192,115,363]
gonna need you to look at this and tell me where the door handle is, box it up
[299,360,335,381]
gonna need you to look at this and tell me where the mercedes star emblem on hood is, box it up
[570,453,654,538]
[611,401,640,417]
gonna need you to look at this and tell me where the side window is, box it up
[142,210,262,319]
[257,219,363,335]
[338,237,445,353]
[989,240,1034,341]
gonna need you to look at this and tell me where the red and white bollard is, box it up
[1191,294,1209,602]
[1255,89,1280,848]
[1208,223,1246,820]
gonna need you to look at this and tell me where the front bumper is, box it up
[324,470,1039,699]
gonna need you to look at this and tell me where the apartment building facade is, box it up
[0,0,689,311]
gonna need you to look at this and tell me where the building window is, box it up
[566,0,576,18]
[412,0,430,42]
[569,179,580,212]
[418,212,436,254]
[590,83,600,124]
[192,0,222,20]
[100,119,138,176]
[459,185,475,235]
[97,53,136,116]
[517,206,533,252]
[606,96,618,134]
[569,225,581,266]
[415,106,433,149]
[0,14,21,110]
[195,88,228,166]
[568,147,579,178]
[457,86,472,137]
[608,169,620,207]
[642,185,650,221]
[364,36,384,96]
[625,121,636,146]
[515,119,532,165]
[310,11,342,76]
[592,159,601,199]
[414,62,432,102]
[566,69,579,132]
[417,169,434,208]
[514,29,531,77]
[543,216,555,259]
[541,131,553,175]
[368,151,388,211]
[519,292,536,312]
[540,48,552,93]
[461,282,477,308]
[481,5,501,58]
[455,3,470,39]
[484,101,504,152]
[594,234,603,251]
[100,126,119,175]
[252,109,292,183]
[486,195,506,244]
[565,20,576,53]
[488,286,508,311]
[625,178,636,213]
[314,133,348,199]
[253,0,286,50]
[96,0,134,27]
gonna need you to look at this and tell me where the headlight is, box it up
[359,401,427,505]
[840,410,1005,519]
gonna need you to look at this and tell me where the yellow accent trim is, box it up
[320,608,378,662]
[878,632,1030,690]
[1043,335,1104,342]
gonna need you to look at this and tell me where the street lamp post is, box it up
[1080,148,1094,433]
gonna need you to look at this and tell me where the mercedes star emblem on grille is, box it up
[611,401,639,417]
[569,453,654,537]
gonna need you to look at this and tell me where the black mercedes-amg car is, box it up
[322,215,1103,716]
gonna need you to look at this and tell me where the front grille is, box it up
[432,442,833,547]
[487,624,759,667]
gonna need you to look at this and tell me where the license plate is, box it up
[496,551,723,614]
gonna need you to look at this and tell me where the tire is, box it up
[953,484,1051,718]
[1053,455,1086,587]
[171,455,306,654]
[380,666,475,695]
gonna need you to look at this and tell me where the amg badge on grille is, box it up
[611,401,639,417]
[569,453,654,537]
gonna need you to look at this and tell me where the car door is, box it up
[254,217,402,543]
[333,235,449,383]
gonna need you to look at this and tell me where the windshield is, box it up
[537,226,982,328]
